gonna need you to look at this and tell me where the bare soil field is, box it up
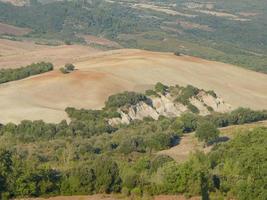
[1,48,267,123]
[0,22,31,36]
[0,39,100,68]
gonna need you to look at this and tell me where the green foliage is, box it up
[60,166,95,195]
[180,113,198,132]
[145,89,160,97]
[0,62,53,84]
[158,152,211,197]
[59,67,68,74]
[60,63,76,74]
[0,84,266,199]
[207,90,217,98]
[94,156,121,193]
[195,121,219,145]
[228,107,267,124]
[174,51,181,56]
[175,85,200,105]
[204,107,267,127]
[154,82,168,94]
[187,103,200,114]
[0,0,266,73]
[105,91,147,109]
[209,127,267,200]
[65,63,75,71]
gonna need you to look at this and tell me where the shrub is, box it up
[176,85,200,105]
[0,62,53,84]
[174,51,181,56]
[187,103,200,114]
[207,90,217,98]
[60,63,76,74]
[195,121,219,145]
[60,67,68,74]
[145,89,160,97]
[65,63,75,71]
[155,82,168,94]
[131,187,142,197]
[105,91,147,109]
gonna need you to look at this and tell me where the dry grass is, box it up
[1,47,267,123]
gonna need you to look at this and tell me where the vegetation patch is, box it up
[0,62,53,84]
[105,91,147,109]
[175,85,200,105]
[60,63,76,74]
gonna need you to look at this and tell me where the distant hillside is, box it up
[0,0,266,73]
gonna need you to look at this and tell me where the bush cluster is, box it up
[0,62,53,84]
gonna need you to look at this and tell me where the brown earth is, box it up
[0,22,31,36]
[1,47,267,123]
[0,39,100,68]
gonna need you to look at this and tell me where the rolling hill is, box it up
[0,48,267,124]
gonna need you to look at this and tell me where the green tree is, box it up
[94,157,121,193]
[65,63,75,71]
[195,121,219,145]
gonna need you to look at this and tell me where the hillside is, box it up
[0,49,267,124]
[158,120,267,163]
[0,0,266,73]
[0,39,100,69]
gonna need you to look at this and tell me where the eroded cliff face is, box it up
[108,91,232,125]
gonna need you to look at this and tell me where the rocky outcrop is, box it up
[108,88,232,126]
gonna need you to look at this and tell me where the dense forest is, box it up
[0,85,266,199]
[0,0,266,73]
[0,62,53,84]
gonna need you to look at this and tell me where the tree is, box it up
[60,64,76,74]
[94,157,121,193]
[174,51,181,56]
[0,150,12,198]
[195,121,219,145]
[155,82,168,94]
[65,63,75,71]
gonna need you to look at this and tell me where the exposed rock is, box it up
[151,94,187,117]
[108,88,232,125]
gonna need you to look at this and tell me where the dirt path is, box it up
[157,120,267,163]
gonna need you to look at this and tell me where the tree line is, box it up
[0,62,53,84]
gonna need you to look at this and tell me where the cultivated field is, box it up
[0,39,100,68]
[1,47,267,123]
